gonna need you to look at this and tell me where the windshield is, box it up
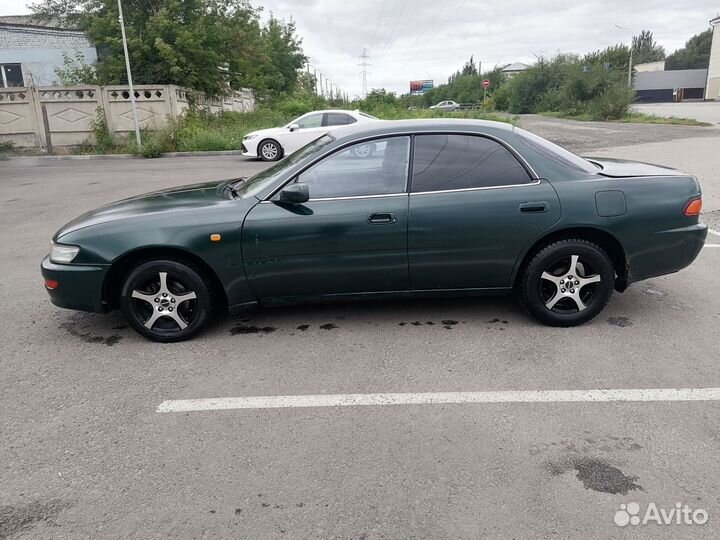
[233,134,335,198]
[514,127,599,174]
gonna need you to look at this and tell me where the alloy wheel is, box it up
[538,254,602,313]
[261,142,279,160]
[130,271,198,332]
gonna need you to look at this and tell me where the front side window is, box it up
[296,136,410,199]
[411,134,531,192]
[295,113,323,129]
[325,113,356,126]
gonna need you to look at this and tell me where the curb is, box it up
[4,149,247,161]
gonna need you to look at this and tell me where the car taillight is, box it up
[683,196,702,217]
[45,279,59,290]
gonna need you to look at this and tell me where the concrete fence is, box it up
[0,84,255,148]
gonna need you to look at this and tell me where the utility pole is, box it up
[358,47,370,98]
[325,79,330,99]
[117,0,141,148]
[614,24,634,88]
[314,69,319,96]
[318,72,323,97]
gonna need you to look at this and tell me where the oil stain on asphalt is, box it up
[0,499,70,539]
[398,320,464,329]
[547,456,643,495]
[60,322,122,346]
[230,324,276,335]
[607,316,633,328]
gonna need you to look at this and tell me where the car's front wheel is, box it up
[519,239,615,327]
[258,139,282,161]
[120,259,212,342]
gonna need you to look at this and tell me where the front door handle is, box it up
[367,212,397,224]
[519,201,549,213]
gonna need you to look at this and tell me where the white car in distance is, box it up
[242,109,379,161]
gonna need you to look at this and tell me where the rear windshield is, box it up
[514,127,599,174]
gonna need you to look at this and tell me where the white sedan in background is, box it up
[241,109,379,161]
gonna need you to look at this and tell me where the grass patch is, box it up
[66,106,518,158]
[537,110,710,126]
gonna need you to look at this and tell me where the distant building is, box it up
[634,69,708,102]
[707,15,720,100]
[501,62,530,77]
[634,61,665,72]
[0,15,97,87]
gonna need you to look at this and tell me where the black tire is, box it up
[519,239,615,327]
[258,139,282,161]
[120,259,212,342]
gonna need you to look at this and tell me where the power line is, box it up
[358,47,371,98]
[402,0,469,67]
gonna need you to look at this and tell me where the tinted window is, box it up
[296,113,323,129]
[325,113,356,126]
[296,137,410,199]
[514,127,598,174]
[411,134,530,192]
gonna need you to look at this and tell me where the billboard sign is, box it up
[410,80,434,95]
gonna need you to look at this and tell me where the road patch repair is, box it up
[158,387,720,412]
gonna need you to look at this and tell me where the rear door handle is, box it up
[519,201,549,213]
[367,212,397,224]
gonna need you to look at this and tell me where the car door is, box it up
[242,136,412,300]
[408,133,561,289]
[278,112,326,154]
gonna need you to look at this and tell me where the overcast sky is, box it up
[2,0,718,98]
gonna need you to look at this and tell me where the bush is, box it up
[585,84,635,120]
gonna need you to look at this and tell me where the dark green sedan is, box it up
[41,119,707,342]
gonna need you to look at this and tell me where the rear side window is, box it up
[411,134,531,192]
[514,127,598,174]
[325,113,357,126]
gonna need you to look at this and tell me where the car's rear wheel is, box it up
[120,260,212,342]
[258,139,282,161]
[519,239,615,327]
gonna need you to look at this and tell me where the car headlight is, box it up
[50,243,80,264]
[243,134,258,140]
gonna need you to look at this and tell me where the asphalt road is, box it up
[2,119,720,539]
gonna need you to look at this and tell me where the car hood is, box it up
[245,126,287,138]
[54,180,230,240]
[584,157,687,177]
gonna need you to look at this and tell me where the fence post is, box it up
[41,104,53,155]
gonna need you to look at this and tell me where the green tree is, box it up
[54,51,99,85]
[30,0,305,97]
[632,29,665,64]
[665,29,713,70]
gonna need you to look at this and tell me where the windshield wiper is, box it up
[225,177,248,198]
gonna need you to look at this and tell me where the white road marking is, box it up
[709,228,720,238]
[703,244,720,248]
[158,388,720,413]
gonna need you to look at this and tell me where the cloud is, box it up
[261,0,718,98]
[3,0,717,97]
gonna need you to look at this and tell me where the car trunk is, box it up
[584,157,687,178]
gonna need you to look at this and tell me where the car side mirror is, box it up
[289,123,300,132]
[279,182,309,204]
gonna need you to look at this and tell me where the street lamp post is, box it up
[615,24,634,88]
[118,0,142,148]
